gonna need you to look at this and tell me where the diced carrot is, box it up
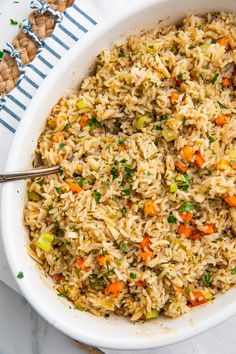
[215,159,230,170]
[104,280,123,297]
[97,254,111,267]
[223,77,230,87]
[194,151,205,168]
[79,114,89,127]
[175,160,188,173]
[191,233,202,241]
[141,251,154,261]
[135,280,146,287]
[97,128,102,135]
[181,146,193,162]
[118,145,126,152]
[52,132,65,142]
[140,236,151,250]
[218,37,229,47]
[144,200,158,216]
[198,223,214,234]
[67,182,82,193]
[171,92,179,102]
[224,196,236,207]
[53,273,63,283]
[55,156,62,164]
[177,224,194,238]
[232,161,236,170]
[188,291,207,307]
[75,257,90,271]
[179,211,193,222]
[215,114,227,126]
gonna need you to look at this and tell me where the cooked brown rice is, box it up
[25,12,236,321]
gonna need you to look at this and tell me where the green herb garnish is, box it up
[79,178,88,186]
[111,167,119,180]
[217,101,227,109]
[120,207,127,217]
[167,214,177,223]
[179,202,195,212]
[10,19,18,25]
[101,248,106,257]
[211,39,217,44]
[204,272,212,285]
[209,136,215,145]
[177,73,185,82]
[159,114,168,121]
[94,191,101,202]
[199,73,205,81]
[130,272,137,279]
[155,125,163,130]
[88,117,101,128]
[122,189,131,196]
[211,73,219,85]
[0,51,4,60]
[120,159,127,164]
[231,267,236,275]
[121,243,127,253]
[48,205,53,211]
[118,51,125,57]
[55,187,62,194]
[118,140,125,146]
[59,143,65,150]
[17,271,24,279]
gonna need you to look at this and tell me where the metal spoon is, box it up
[0,166,60,183]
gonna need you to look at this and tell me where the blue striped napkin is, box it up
[0,0,134,292]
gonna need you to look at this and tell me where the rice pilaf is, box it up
[25,12,236,321]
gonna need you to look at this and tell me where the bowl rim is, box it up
[1,0,236,349]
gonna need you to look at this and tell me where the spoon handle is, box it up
[0,166,60,183]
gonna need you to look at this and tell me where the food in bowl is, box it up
[25,12,236,322]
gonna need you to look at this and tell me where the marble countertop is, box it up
[1,280,236,354]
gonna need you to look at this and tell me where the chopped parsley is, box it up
[120,243,127,253]
[120,159,127,164]
[118,51,125,57]
[94,191,101,202]
[130,292,136,298]
[10,19,18,25]
[176,180,189,191]
[55,187,62,194]
[48,205,53,211]
[59,143,65,150]
[177,73,185,82]
[122,188,131,196]
[231,267,236,275]
[88,117,101,128]
[79,178,88,186]
[183,173,194,181]
[155,125,163,130]
[17,271,24,279]
[179,202,195,212]
[211,73,219,85]
[199,73,205,81]
[209,136,215,145]
[167,214,177,223]
[0,51,4,60]
[217,101,227,109]
[101,248,106,256]
[118,140,125,146]
[111,167,119,180]
[203,272,212,286]
[159,114,168,121]
[124,166,133,179]
[120,207,127,217]
[211,39,217,44]
[130,272,137,279]
[36,178,44,186]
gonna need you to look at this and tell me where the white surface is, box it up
[1,0,236,353]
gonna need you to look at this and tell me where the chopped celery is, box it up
[162,128,176,142]
[170,183,178,193]
[146,309,158,319]
[36,232,54,252]
[77,99,86,109]
[136,115,149,130]
[27,191,41,202]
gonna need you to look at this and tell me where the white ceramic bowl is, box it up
[1,0,236,349]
